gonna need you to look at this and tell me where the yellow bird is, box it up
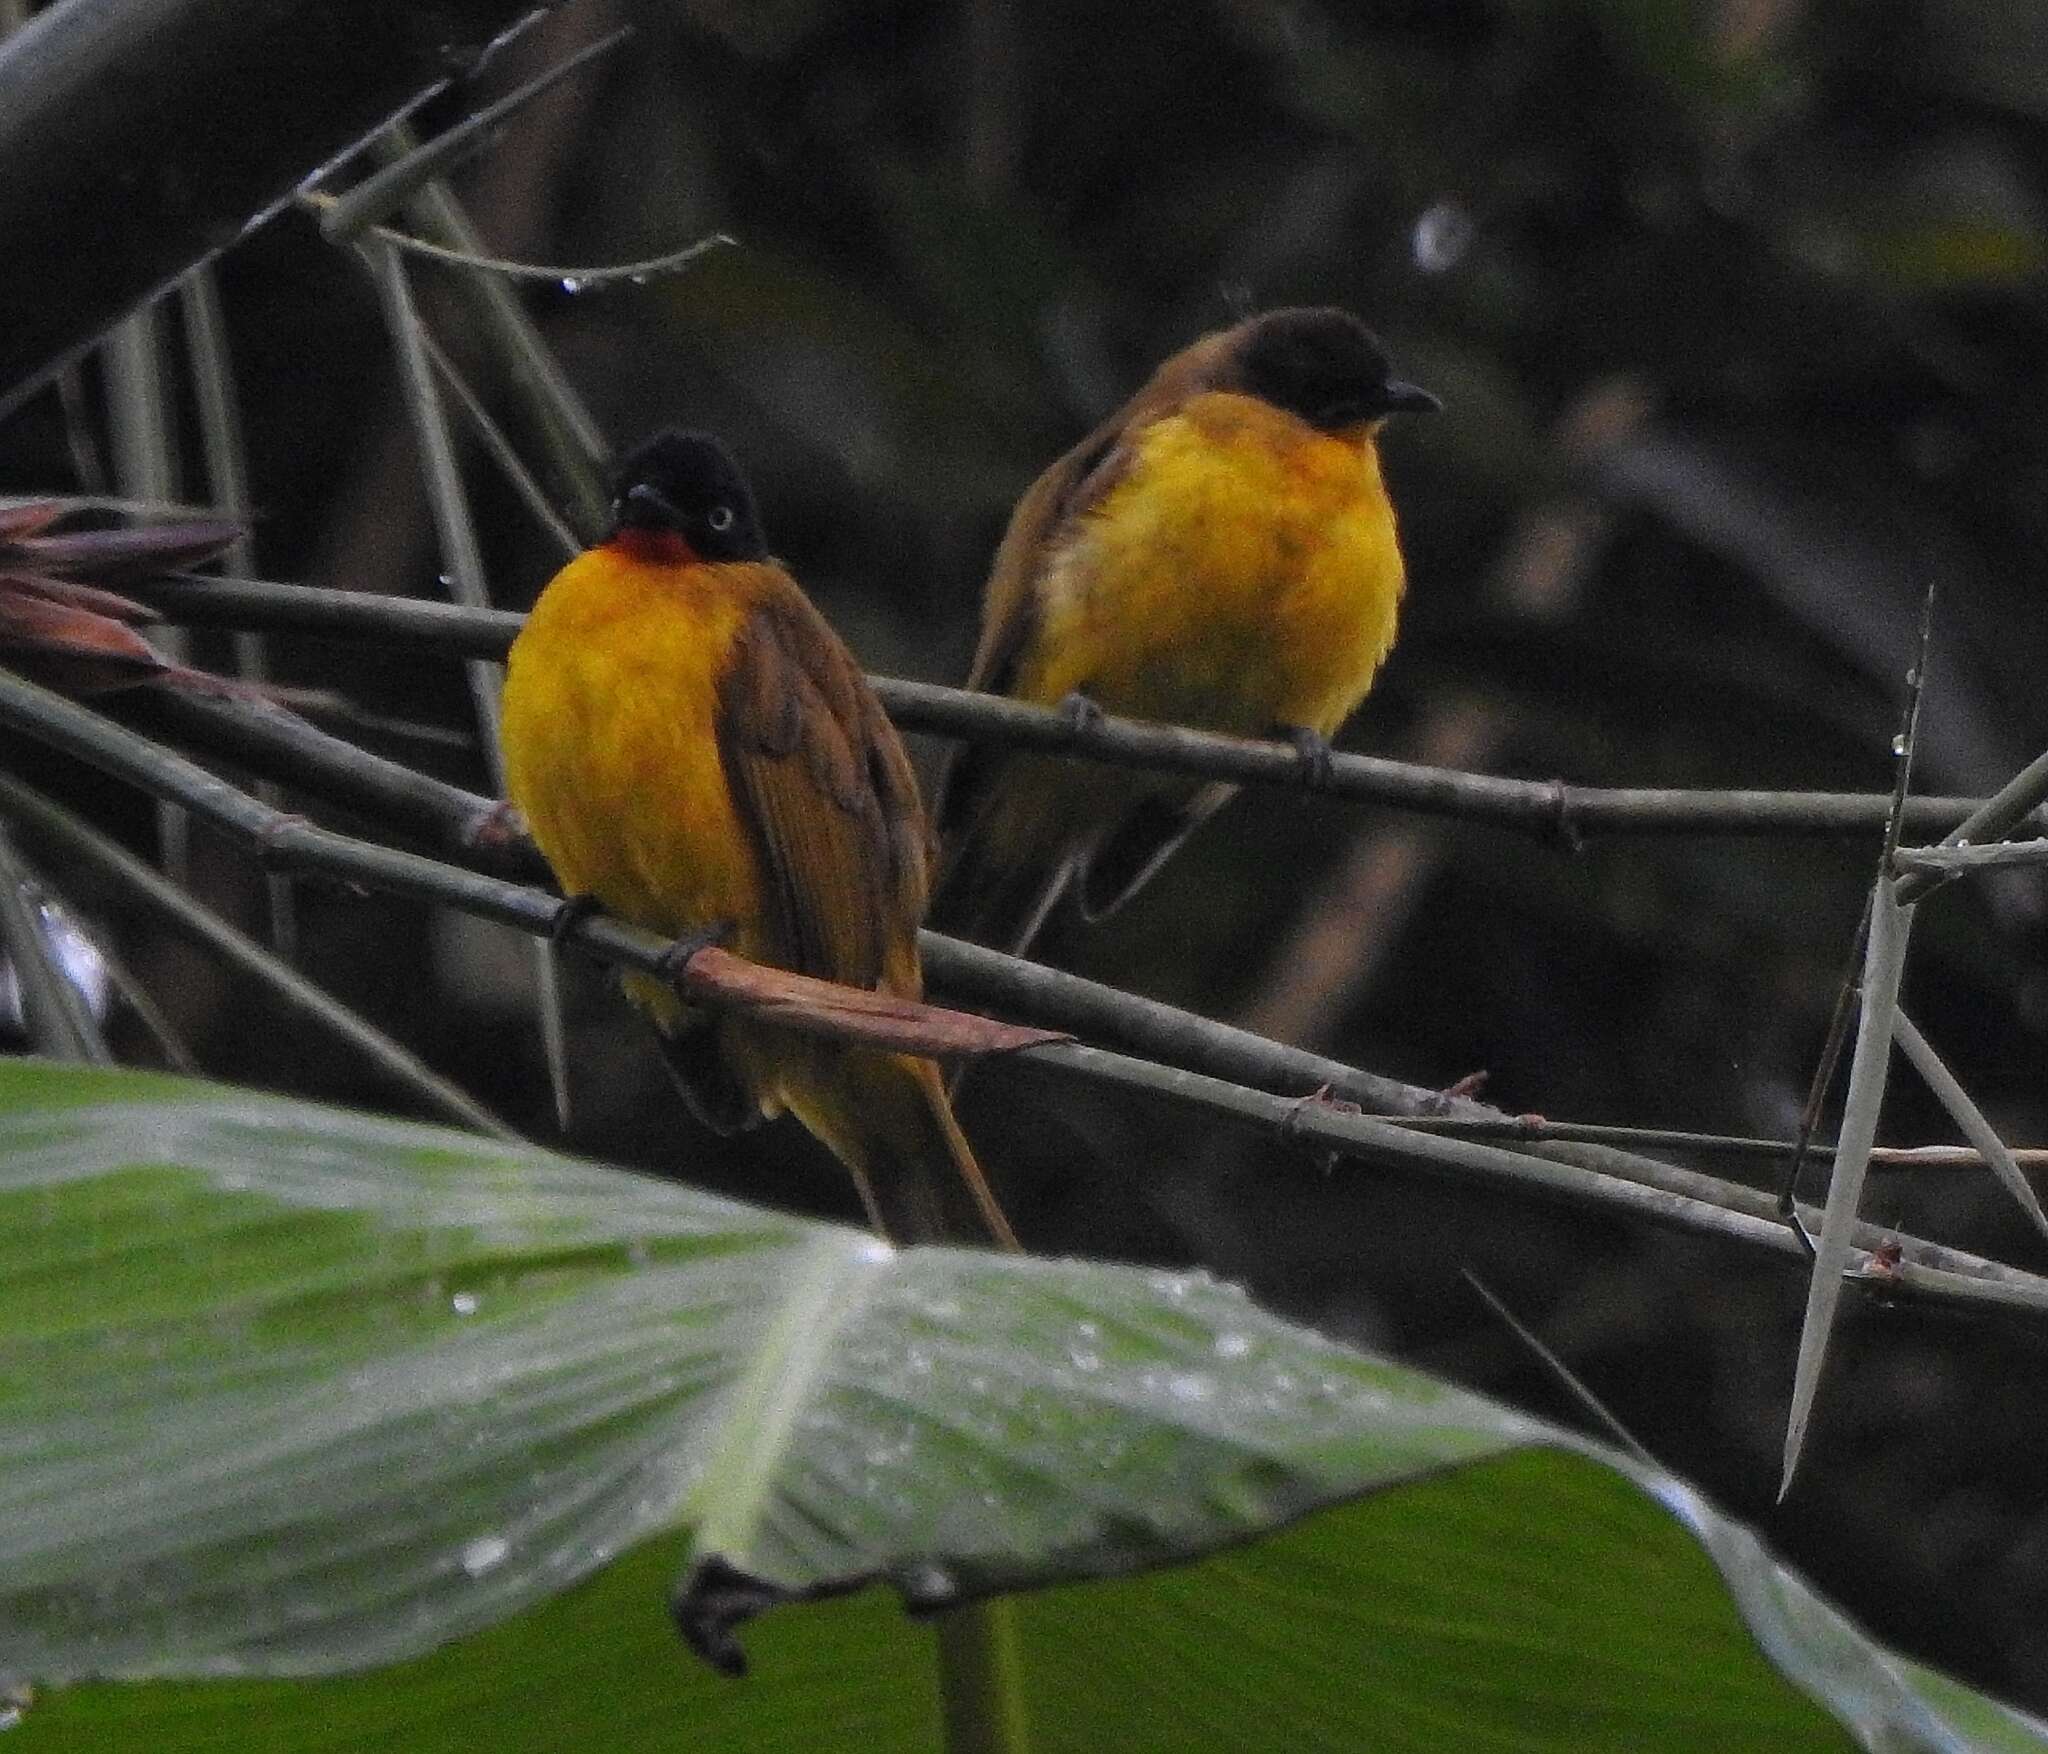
[501,430,1015,1247]
[931,306,1437,953]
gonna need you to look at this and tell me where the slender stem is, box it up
[368,125,612,540]
[1461,1270,1654,1466]
[103,302,190,882]
[1896,841,2048,870]
[924,931,1455,1119]
[935,1599,1031,1754]
[1898,743,2048,906]
[1880,580,1938,876]
[424,329,579,557]
[0,770,514,1137]
[1777,876,1873,1254]
[4,668,2047,1313]
[179,260,299,958]
[316,27,634,242]
[1777,586,1936,1252]
[112,686,546,882]
[112,576,2048,845]
[90,936,199,1073]
[1389,1112,2048,1169]
[368,236,572,1131]
[309,191,733,290]
[0,823,109,1063]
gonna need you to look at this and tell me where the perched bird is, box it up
[500,430,1015,1247]
[931,306,1438,954]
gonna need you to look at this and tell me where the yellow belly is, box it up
[501,547,766,1029]
[1022,390,1405,738]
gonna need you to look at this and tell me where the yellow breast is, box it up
[501,547,766,988]
[1023,391,1405,738]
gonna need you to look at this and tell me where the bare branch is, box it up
[116,576,2048,844]
[3,665,2046,1319]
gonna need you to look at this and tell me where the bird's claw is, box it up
[549,892,604,947]
[1280,724,1335,790]
[658,919,736,981]
[1058,690,1105,738]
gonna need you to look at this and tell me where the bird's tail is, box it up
[928,761,1083,957]
[812,1052,1019,1249]
[927,834,1074,959]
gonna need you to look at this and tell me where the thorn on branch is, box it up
[1279,1082,1363,1169]
[252,810,313,868]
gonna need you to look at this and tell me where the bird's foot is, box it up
[1058,690,1105,738]
[549,891,604,948]
[1278,724,1335,790]
[658,919,736,982]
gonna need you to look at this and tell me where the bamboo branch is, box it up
[0,0,563,415]
[179,260,300,957]
[0,770,514,1137]
[365,233,571,1126]
[316,27,635,244]
[110,687,546,883]
[3,667,2046,1316]
[364,126,612,540]
[115,576,2048,844]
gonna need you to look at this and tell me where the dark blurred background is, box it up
[6,0,2048,1712]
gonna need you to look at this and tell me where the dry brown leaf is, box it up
[677,945,1068,1059]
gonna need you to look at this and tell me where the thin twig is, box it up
[315,27,635,242]
[366,236,572,1131]
[1892,1009,2048,1245]
[113,576,2048,845]
[103,304,189,882]
[179,260,299,958]
[1895,841,2048,872]
[1898,744,2048,908]
[4,668,2047,1316]
[1389,1112,2048,1170]
[1781,585,1935,1496]
[88,935,198,1073]
[0,769,514,1136]
[1461,1269,1655,1466]
[424,329,579,557]
[1776,584,1938,1256]
[111,686,545,882]
[307,194,734,290]
[363,124,612,540]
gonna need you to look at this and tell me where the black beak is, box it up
[622,482,685,526]
[1381,379,1442,415]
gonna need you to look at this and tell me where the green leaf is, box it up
[1,1057,2043,1752]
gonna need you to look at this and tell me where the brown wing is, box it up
[716,572,928,992]
[935,331,1240,836]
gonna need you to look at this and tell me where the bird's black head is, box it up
[608,429,769,562]
[1229,307,1440,432]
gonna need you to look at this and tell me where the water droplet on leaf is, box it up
[461,1534,511,1577]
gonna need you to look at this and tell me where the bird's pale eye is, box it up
[707,505,736,532]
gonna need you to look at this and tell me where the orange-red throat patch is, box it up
[609,527,699,566]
